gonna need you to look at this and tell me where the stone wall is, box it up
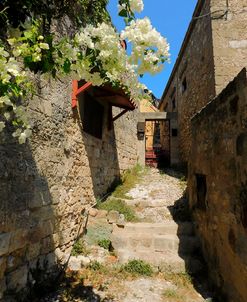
[0,78,138,299]
[160,0,216,164]
[188,69,247,302]
[211,0,247,95]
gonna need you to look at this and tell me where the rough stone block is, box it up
[40,236,54,254]
[55,248,70,265]
[9,229,28,253]
[129,237,152,249]
[6,247,26,272]
[0,277,6,299]
[68,256,83,271]
[111,234,128,250]
[88,208,98,217]
[29,190,51,209]
[107,210,119,224]
[0,233,11,256]
[26,242,41,261]
[52,233,60,248]
[41,220,54,238]
[96,210,108,218]
[0,257,6,279]
[154,235,179,252]
[80,255,91,267]
[6,265,28,292]
[116,214,125,227]
[30,205,55,221]
[46,252,57,269]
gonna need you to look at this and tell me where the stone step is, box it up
[116,248,204,274]
[113,221,194,236]
[111,233,200,255]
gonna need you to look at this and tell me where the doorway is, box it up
[145,120,170,168]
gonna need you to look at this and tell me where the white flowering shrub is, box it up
[121,17,170,75]
[0,0,169,144]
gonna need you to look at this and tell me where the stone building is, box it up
[159,0,247,165]
[189,68,247,302]
[159,0,247,300]
[0,50,138,301]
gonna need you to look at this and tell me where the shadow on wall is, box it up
[37,273,109,302]
[0,137,64,301]
[168,191,215,301]
[75,89,121,200]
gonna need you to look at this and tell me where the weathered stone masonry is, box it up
[188,69,247,302]
[159,0,215,164]
[0,78,138,298]
[159,0,247,165]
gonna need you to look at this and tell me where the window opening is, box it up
[79,92,104,139]
[172,128,178,137]
[182,77,187,93]
[196,174,207,211]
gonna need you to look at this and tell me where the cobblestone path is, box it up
[40,168,213,302]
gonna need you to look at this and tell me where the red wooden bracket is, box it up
[71,80,78,109]
[71,81,92,108]
[76,82,92,97]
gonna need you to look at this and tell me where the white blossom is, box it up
[0,1,170,144]
[118,0,144,13]
[18,132,27,144]
[39,43,49,50]
[129,0,144,12]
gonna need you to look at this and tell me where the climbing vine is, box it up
[0,0,170,144]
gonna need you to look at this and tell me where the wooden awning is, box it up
[71,80,137,111]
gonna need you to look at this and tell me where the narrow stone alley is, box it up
[39,167,213,302]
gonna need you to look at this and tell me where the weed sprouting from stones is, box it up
[120,259,153,276]
[71,239,89,256]
[98,239,112,250]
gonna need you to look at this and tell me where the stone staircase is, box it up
[111,221,204,274]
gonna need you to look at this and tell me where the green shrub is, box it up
[85,224,112,246]
[163,288,180,298]
[71,238,89,256]
[88,261,104,271]
[97,198,137,222]
[98,239,111,250]
[121,259,153,276]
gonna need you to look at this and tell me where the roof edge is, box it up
[159,0,206,108]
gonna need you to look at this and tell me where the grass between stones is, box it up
[84,222,112,246]
[163,288,181,299]
[97,238,111,250]
[58,264,199,302]
[97,198,138,222]
[71,239,90,256]
[96,163,148,222]
[120,259,154,276]
[110,163,148,200]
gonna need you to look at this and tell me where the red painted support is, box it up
[75,82,92,96]
[71,81,92,108]
[71,80,78,108]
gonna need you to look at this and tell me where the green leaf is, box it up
[63,58,71,74]
[119,9,128,17]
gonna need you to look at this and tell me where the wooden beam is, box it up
[112,109,128,122]
[75,82,92,96]
[71,80,78,108]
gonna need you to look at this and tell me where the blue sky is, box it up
[107,0,197,98]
